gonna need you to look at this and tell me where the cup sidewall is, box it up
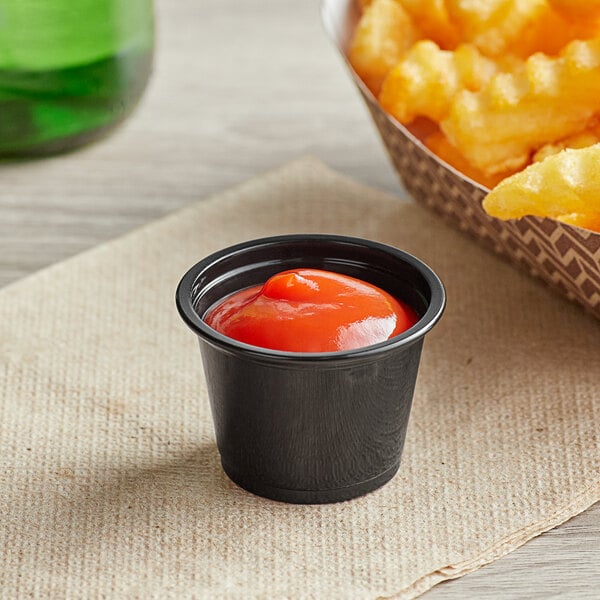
[198,335,424,501]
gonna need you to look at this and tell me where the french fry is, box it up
[547,0,600,19]
[557,212,600,232]
[350,0,600,233]
[445,0,547,57]
[359,0,461,48]
[514,4,600,57]
[533,123,600,162]
[397,0,461,49]
[425,131,515,188]
[349,0,419,95]
[441,37,600,175]
[482,144,600,220]
[379,41,499,123]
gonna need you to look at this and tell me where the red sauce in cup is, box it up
[205,268,418,352]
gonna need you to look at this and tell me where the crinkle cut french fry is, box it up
[482,144,600,220]
[360,0,461,49]
[441,37,600,175]
[425,131,515,189]
[379,41,499,123]
[349,0,419,95]
[557,212,600,232]
[533,125,600,162]
[445,0,547,56]
[397,0,460,49]
[514,4,600,57]
[548,0,600,19]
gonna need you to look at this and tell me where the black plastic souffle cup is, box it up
[176,234,445,504]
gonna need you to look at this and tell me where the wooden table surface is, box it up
[1,0,598,597]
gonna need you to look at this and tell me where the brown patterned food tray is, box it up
[322,0,600,319]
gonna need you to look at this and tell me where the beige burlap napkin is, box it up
[1,158,599,599]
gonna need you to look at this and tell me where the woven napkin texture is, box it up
[1,158,599,599]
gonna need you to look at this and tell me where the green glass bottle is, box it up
[0,0,153,156]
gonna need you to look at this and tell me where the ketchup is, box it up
[205,268,418,352]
